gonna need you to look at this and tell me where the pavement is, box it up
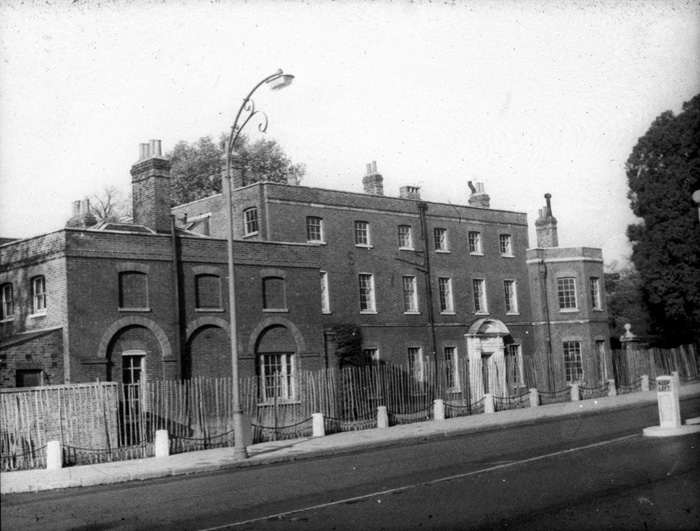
[2,383,700,495]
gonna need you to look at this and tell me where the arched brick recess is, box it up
[247,316,306,355]
[185,316,230,341]
[97,316,173,359]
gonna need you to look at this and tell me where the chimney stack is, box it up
[535,193,559,247]
[66,198,97,229]
[468,181,490,208]
[131,139,172,233]
[362,161,384,196]
[400,186,421,200]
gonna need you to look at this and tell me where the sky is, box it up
[1,0,699,268]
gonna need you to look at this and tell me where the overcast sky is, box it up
[1,0,699,267]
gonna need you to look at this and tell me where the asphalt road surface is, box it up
[3,397,699,531]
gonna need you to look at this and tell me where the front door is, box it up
[481,353,492,394]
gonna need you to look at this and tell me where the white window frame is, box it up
[408,347,425,383]
[320,271,330,314]
[557,277,578,311]
[438,277,454,314]
[398,225,413,250]
[563,341,584,384]
[434,228,449,252]
[499,234,513,257]
[444,346,460,392]
[402,275,418,313]
[504,280,518,314]
[590,277,602,310]
[354,221,371,247]
[258,353,296,403]
[468,231,482,255]
[364,347,380,365]
[1,283,14,321]
[244,207,259,236]
[507,344,525,388]
[31,276,46,315]
[359,273,376,313]
[306,216,324,243]
[595,339,608,384]
[473,278,488,314]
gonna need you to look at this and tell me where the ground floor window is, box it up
[122,351,145,416]
[506,344,524,388]
[15,369,42,388]
[408,347,425,383]
[444,346,460,391]
[595,340,607,384]
[563,341,583,384]
[259,353,296,402]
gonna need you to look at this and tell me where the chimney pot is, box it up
[72,200,81,217]
[366,163,372,175]
[371,161,377,174]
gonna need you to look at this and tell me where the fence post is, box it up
[433,399,445,421]
[608,379,617,397]
[529,388,539,408]
[155,430,169,458]
[377,406,389,428]
[484,393,494,414]
[312,413,325,437]
[570,384,580,402]
[641,374,650,392]
[46,440,62,470]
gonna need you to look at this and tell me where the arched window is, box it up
[119,272,149,310]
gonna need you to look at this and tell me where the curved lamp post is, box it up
[223,70,294,459]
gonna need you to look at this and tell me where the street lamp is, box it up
[223,70,294,459]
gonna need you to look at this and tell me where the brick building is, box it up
[2,144,610,395]
[1,141,324,395]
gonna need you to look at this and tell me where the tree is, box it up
[90,186,131,223]
[168,135,306,205]
[625,93,700,344]
[604,265,653,340]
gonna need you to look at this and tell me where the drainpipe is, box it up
[539,259,554,391]
[170,215,184,380]
[417,202,439,396]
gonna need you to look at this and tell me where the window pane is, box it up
[355,221,369,245]
[259,353,295,401]
[32,276,46,313]
[307,217,323,241]
[469,231,481,253]
[1,283,14,319]
[504,280,518,313]
[473,279,487,313]
[500,234,512,255]
[434,228,447,251]
[320,271,330,312]
[398,225,412,248]
[563,341,583,383]
[408,347,424,382]
[403,276,417,312]
[244,208,259,235]
[557,277,578,309]
[590,277,601,309]
[439,277,453,312]
[359,274,375,311]
[444,346,459,390]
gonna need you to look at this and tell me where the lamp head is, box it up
[268,74,294,91]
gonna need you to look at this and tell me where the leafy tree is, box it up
[604,265,653,339]
[625,93,700,344]
[168,135,306,205]
[328,323,364,368]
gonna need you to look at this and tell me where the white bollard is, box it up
[377,406,389,428]
[529,388,539,407]
[570,383,580,402]
[484,393,495,414]
[641,375,650,392]
[433,399,445,421]
[155,430,169,458]
[608,379,617,397]
[46,440,62,470]
[656,376,681,429]
[312,413,325,437]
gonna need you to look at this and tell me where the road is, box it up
[2,397,699,531]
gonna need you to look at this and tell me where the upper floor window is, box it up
[359,273,376,313]
[434,228,448,252]
[263,277,286,311]
[306,217,324,243]
[468,231,482,254]
[557,277,578,310]
[320,271,330,313]
[244,207,259,236]
[504,280,518,314]
[473,278,488,314]
[31,276,47,315]
[119,272,148,310]
[354,221,371,247]
[499,234,513,256]
[398,225,413,249]
[590,277,602,310]
[195,274,222,310]
[1,283,14,320]
[402,276,418,313]
[563,341,584,384]
[438,277,454,313]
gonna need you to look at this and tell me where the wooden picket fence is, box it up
[612,344,700,387]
